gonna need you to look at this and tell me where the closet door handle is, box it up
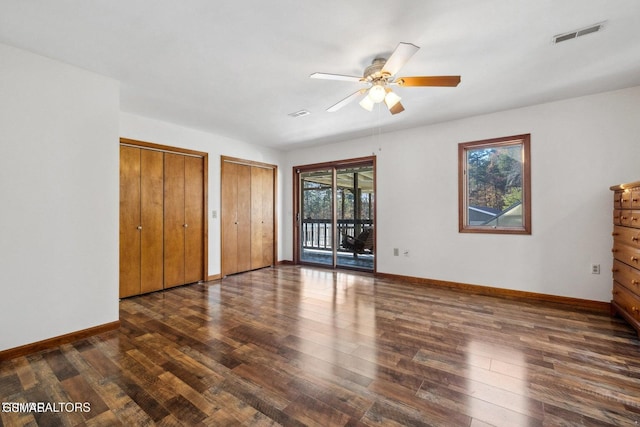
[137,225,143,230]
[184,224,188,228]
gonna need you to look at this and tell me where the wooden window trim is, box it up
[458,134,531,235]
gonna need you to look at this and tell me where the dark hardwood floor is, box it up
[2,265,640,426]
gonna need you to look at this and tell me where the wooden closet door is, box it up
[164,153,186,288]
[236,164,252,272]
[120,146,142,298]
[221,161,239,276]
[260,167,275,267]
[184,156,204,284]
[251,166,274,269]
[221,161,251,275]
[140,149,164,294]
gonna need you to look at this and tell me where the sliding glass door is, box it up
[295,158,375,271]
[335,165,374,269]
[300,168,334,266]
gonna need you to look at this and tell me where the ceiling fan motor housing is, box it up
[363,58,389,82]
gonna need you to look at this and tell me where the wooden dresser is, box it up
[611,180,640,337]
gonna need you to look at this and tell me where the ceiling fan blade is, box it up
[389,101,405,115]
[396,76,461,87]
[381,42,420,76]
[310,72,363,83]
[327,89,367,112]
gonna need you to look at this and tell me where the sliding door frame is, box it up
[293,155,376,272]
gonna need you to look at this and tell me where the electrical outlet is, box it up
[212,210,217,219]
[591,264,600,274]
[393,248,399,256]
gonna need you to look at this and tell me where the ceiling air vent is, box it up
[288,110,310,118]
[554,22,605,44]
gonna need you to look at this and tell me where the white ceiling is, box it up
[1,1,639,150]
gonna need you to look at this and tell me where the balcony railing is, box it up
[301,218,373,251]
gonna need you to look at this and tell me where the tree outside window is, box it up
[458,134,531,234]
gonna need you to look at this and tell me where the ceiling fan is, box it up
[310,42,460,115]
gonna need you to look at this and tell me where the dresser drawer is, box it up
[616,190,631,209]
[612,259,640,294]
[614,209,622,226]
[614,189,640,208]
[612,225,640,250]
[620,210,640,228]
[612,241,640,267]
[613,282,640,323]
[632,189,640,209]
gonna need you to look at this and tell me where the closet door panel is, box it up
[236,164,252,273]
[184,156,204,284]
[140,149,164,294]
[221,161,239,275]
[164,153,185,288]
[119,146,141,298]
[261,167,275,267]
[250,167,264,269]
[251,167,274,269]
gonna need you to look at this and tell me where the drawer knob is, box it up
[633,306,640,313]
[622,216,628,220]
[632,257,639,263]
[612,268,620,273]
[633,217,638,222]
[632,280,639,286]
[633,236,639,242]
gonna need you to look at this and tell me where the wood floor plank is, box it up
[60,374,110,417]
[2,265,640,426]
[283,393,353,427]
[10,357,37,391]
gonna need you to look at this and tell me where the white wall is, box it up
[284,86,640,302]
[119,113,285,276]
[0,43,120,351]
[2,42,634,355]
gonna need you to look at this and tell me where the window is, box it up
[458,134,531,234]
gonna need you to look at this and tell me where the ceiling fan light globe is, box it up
[384,91,401,109]
[368,85,386,103]
[359,96,374,111]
